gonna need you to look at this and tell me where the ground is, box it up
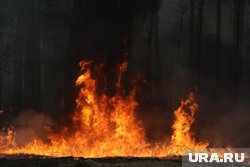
[0,155,182,167]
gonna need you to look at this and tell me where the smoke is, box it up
[0,110,4,115]
[199,97,250,148]
[12,110,53,146]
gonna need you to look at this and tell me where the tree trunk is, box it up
[34,0,40,109]
[189,0,195,71]
[13,0,25,112]
[233,0,245,99]
[176,1,185,66]
[172,1,185,108]
[23,0,40,110]
[196,0,204,85]
[151,9,162,108]
[153,11,161,83]
[63,0,84,115]
[216,0,222,86]
[0,31,2,108]
[13,0,40,111]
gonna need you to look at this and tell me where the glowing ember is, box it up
[0,60,208,157]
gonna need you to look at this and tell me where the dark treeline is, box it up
[0,0,73,120]
[0,0,250,146]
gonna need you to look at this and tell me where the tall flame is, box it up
[0,60,208,157]
[171,93,208,155]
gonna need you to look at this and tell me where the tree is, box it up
[195,0,204,84]
[216,0,222,85]
[13,0,40,111]
[233,0,245,98]
[189,0,195,72]
[176,0,187,65]
[62,0,83,115]
[172,0,188,108]
[13,0,25,112]
[25,0,40,109]
[150,7,162,108]
[189,0,205,88]
[0,31,2,108]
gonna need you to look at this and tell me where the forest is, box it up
[0,0,250,147]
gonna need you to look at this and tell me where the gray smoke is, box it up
[13,110,53,146]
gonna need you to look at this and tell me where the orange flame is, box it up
[171,93,208,155]
[0,60,208,157]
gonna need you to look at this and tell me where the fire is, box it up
[0,60,208,157]
[171,93,208,155]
